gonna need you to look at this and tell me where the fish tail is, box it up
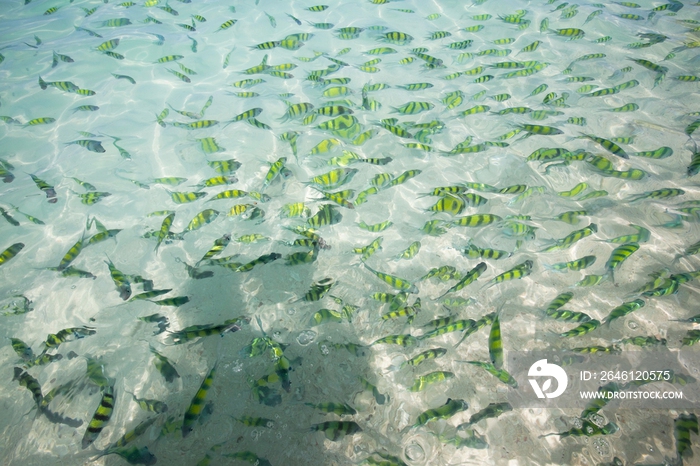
[480,281,495,291]
[454,331,469,349]
[603,270,614,285]
[434,289,450,301]
[100,132,120,142]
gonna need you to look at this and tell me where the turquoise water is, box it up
[1,0,700,464]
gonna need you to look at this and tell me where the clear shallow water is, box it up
[1,0,700,465]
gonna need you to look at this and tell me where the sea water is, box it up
[1,0,699,465]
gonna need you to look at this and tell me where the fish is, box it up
[545,255,596,272]
[74,191,111,205]
[104,258,131,300]
[182,364,217,437]
[307,204,342,228]
[13,367,43,406]
[82,385,116,448]
[542,224,598,252]
[420,319,475,340]
[488,314,503,369]
[300,278,334,302]
[674,413,699,459]
[400,348,447,369]
[604,243,639,283]
[75,26,102,37]
[409,371,454,392]
[460,361,518,387]
[138,313,169,336]
[681,329,700,347]
[262,157,286,190]
[11,338,35,361]
[381,298,421,323]
[208,159,241,174]
[305,402,356,416]
[150,346,179,382]
[43,326,96,350]
[579,133,629,159]
[311,309,344,326]
[457,402,513,430]
[235,253,281,272]
[154,213,175,253]
[570,345,620,354]
[437,262,487,299]
[392,101,434,115]
[46,266,95,280]
[617,335,667,347]
[547,309,591,323]
[450,213,502,228]
[412,398,468,428]
[560,320,601,337]
[419,266,460,282]
[454,312,496,348]
[101,444,156,466]
[310,421,362,441]
[29,174,57,202]
[628,188,685,203]
[101,18,132,27]
[128,392,168,413]
[483,260,533,289]
[541,420,619,438]
[149,296,189,307]
[372,334,418,347]
[358,377,387,405]
[364,264,418,293]
[196,234,231,266]
[396,241,421,260]
[0,207,19,226]
[56,233,87,270]
[185,209,219,232]
[604,225,650,243]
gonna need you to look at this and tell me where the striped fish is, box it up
[182,364,217,437]
[82,385,116,449]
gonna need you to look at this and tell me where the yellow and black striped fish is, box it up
[82,385,116,448]
[182,364,217,437]
[0,242,24,267]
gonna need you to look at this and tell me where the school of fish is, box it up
[1,0,700,464]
